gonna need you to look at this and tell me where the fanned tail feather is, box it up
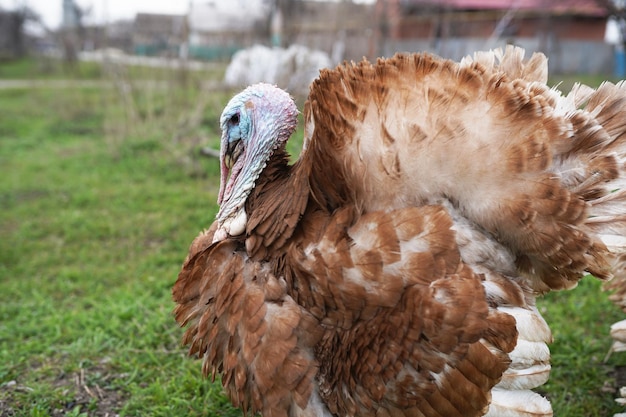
[456,46,626,417]
[556,81,626,285]
[460,44,548,85]
[414,48,626,417]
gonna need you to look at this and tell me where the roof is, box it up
[401,0,608,16]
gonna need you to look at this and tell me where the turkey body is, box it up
[173,47,626,417]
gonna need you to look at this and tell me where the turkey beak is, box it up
[224,139,244,169]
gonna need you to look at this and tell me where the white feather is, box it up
[485,389,552,417]
[600,234,626,252]
[497,306,553,343]
[508,339,551,368]
[611,319,626,343]
[497,364,551,390]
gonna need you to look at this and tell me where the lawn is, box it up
[0,57,625,416]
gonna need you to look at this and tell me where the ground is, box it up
[0,362,125,417]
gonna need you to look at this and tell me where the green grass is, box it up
[0,58,625,416]
[539,278,626,415]
[0,57,103,80]
[0,60,243,416]
[0,57,227,82]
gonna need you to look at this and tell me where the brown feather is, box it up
[174,47,626,417]
[174,240,321,416]
[287,206,516,416]
[299,52,619,292]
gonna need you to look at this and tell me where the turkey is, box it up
[173,46,626,417]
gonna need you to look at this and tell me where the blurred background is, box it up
[3,0,626,80]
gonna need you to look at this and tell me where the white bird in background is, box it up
[174,46,626,417]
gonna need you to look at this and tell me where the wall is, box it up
[381,37,615,74]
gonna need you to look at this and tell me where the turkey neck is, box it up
[242,135,352,261]
[243,148,311,260]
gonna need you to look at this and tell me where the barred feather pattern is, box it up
[175,206,518,417]
[173,46,626,417]
[174,229,323,417]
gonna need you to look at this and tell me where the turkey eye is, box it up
[230,114,240,125]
